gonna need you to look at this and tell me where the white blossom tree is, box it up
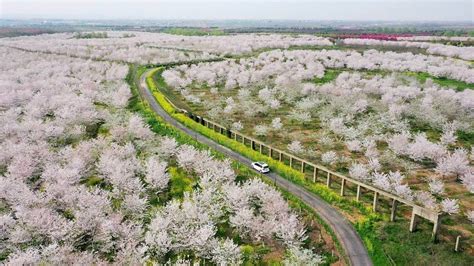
[288,140,304,154]
[460,172,474,193]
[145,156,169,191]
[428,178,445,195]
[283,246,325,266]
[231,121,244,131]
[321,151,338,165]
[349,163,370,181]
[441,198,460,215]
[467,210,474,224]
[435,149,470,180]
[254,125,269,137]
[271,117,283,130]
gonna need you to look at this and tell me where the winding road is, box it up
[138,69,372,266]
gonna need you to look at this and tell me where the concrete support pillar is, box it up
[279,152,282,162]
[455,236,461,252]
[290,157,293,168]
[234,133,237,140]
[212,124,215,131]
[259,144,262,153]
[432,215,440,241]
[313,167,318,182]
[219,127,223,134]
[340,179,346,196]
[373,192,379,212]
[326,172,331,188]
[269,148,273,158]
[356,185,361,202]
[242,136,245,144]
[409,211,418,232]
[301,162,305,173]
[390,199,398,222]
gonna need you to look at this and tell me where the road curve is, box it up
[138,70,372,266]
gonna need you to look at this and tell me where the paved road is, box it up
[139,70,372,266]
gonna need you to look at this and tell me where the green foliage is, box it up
[84,175,103,187]
[405,71,474,92]
[442,30,466,37]
[457,130,474,147]
[0,200,9,214]
[62,209,75,220]
[0,251,9,263]
[122,33,136,38]
[73,32,108,39]
[240,245,258,264]
[85,121,105,138]
[314,69,342,85]
[168,167,194,198]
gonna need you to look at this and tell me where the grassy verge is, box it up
[126,64,345,265]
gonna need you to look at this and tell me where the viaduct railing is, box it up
[162,91,443,241]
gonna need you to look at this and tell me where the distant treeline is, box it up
[224,27,474,37]
[162,27,226,36]
[73,32,108,39]
[0,27,57,38]
[2,24,473,39]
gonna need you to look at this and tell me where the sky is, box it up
[1,0,473,22]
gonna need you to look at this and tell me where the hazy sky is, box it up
[1,0,473,21]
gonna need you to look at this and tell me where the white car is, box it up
[251,162,270,173]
